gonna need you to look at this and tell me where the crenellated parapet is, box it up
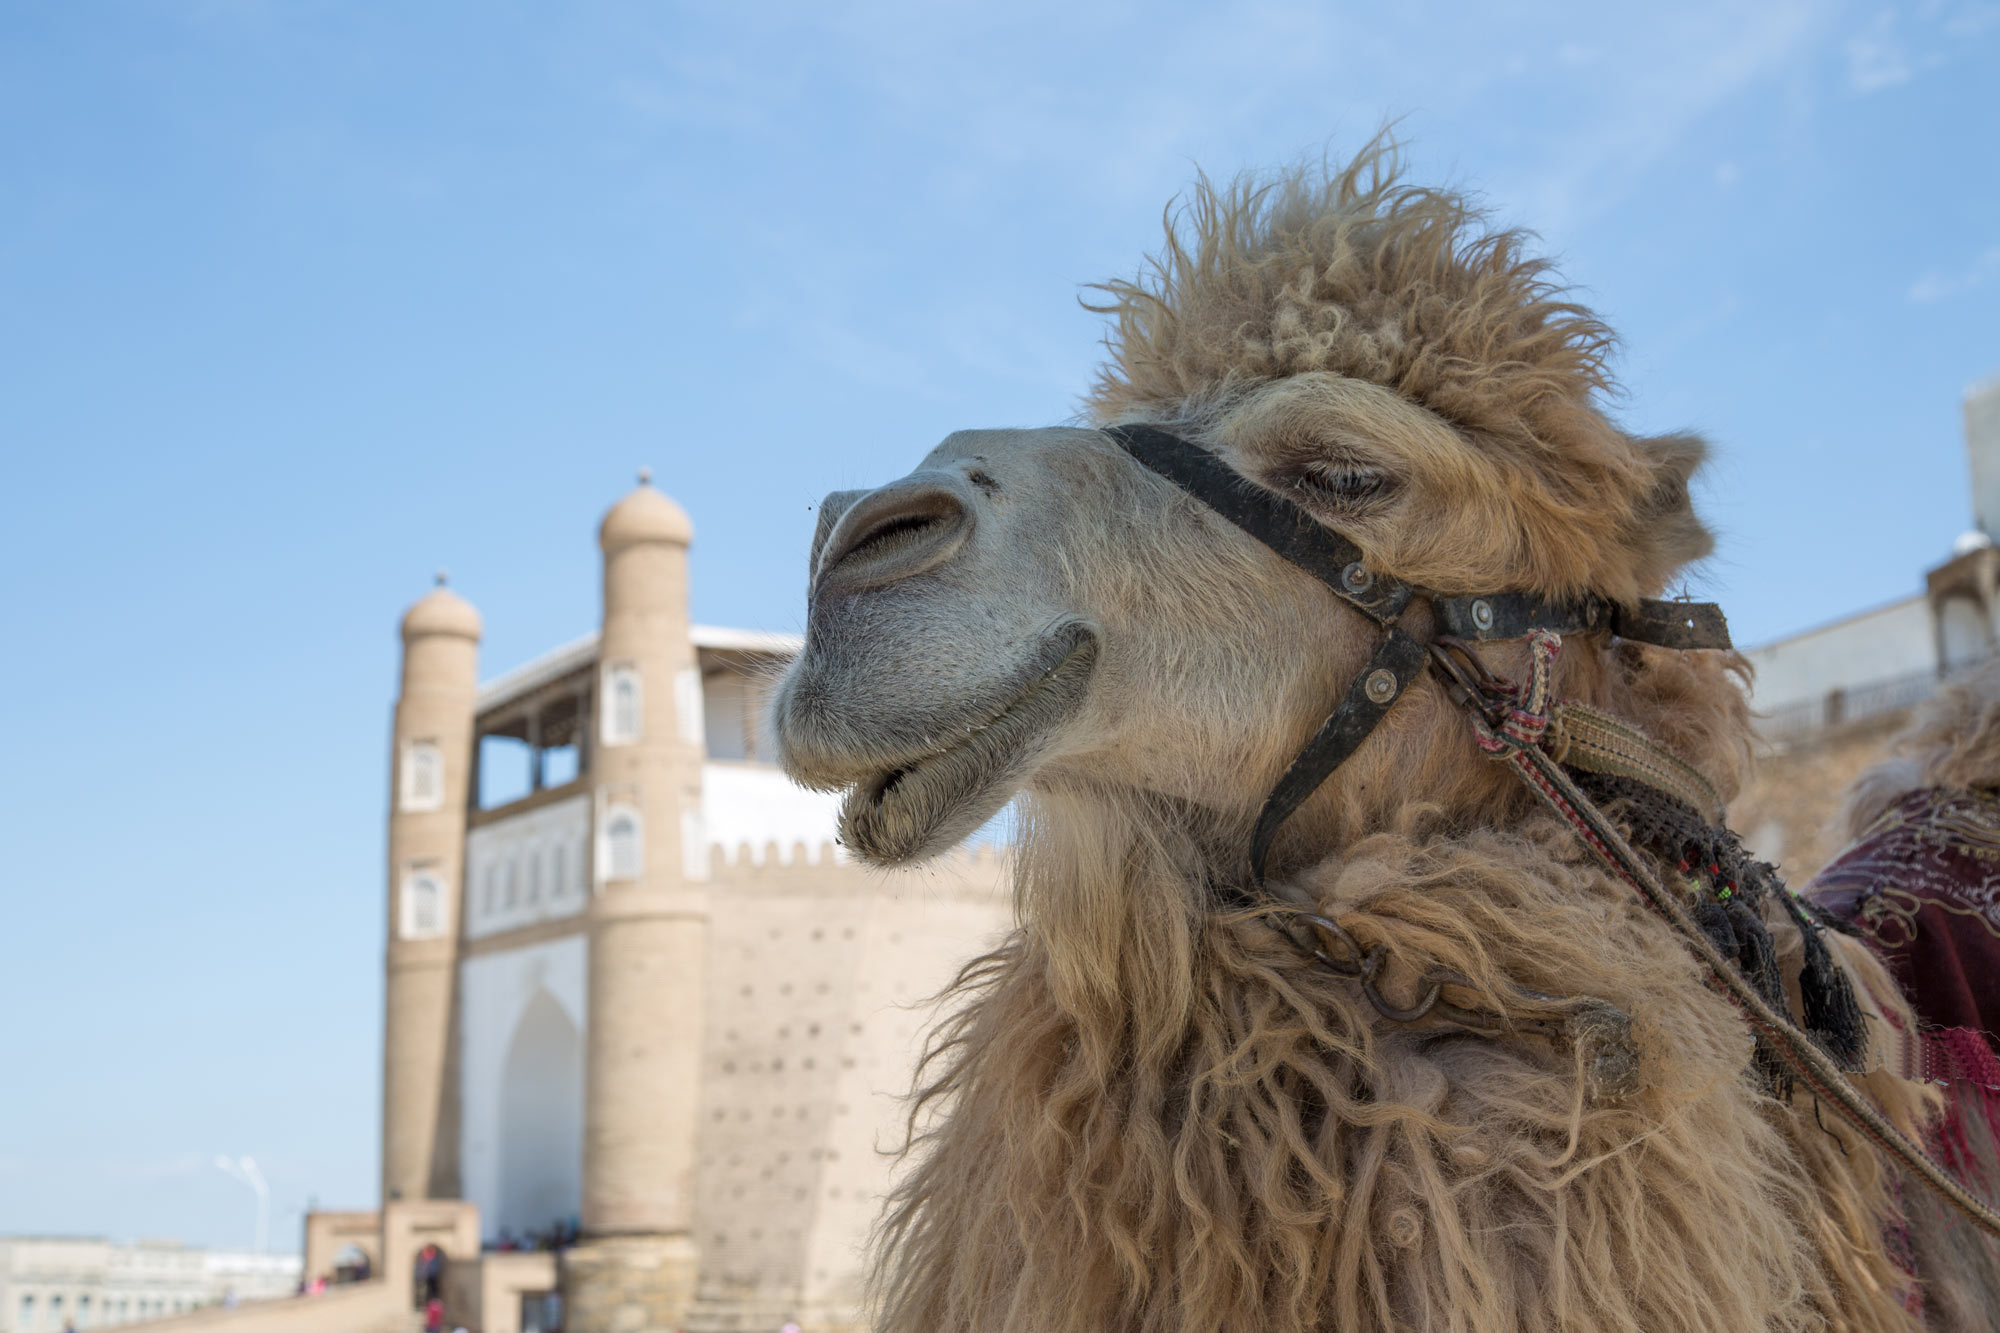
[704,838,1010,904]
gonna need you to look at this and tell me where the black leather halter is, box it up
[1103,423,1733,884]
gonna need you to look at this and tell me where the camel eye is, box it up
[1277,460,1394,510]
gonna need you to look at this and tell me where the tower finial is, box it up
[434,568,449,587]
[637,466,652,486]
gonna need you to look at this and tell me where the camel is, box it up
[772,141,1996,1331]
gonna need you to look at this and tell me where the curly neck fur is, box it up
[868,639,1931,1333]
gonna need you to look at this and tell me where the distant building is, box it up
[1733,372,2000,878]
[321,476,1010,1333]
[0,1237,299,1331]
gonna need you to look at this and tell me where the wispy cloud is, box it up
[1847,10,1914,90]
[1846,1,2000,93]
[1482,2,1824,235]
[1909,245,2000,302]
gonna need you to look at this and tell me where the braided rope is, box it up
[1467,633,2000,1241]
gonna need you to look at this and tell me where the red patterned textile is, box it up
[1805,786,2000,1048]
[1806,786,2000,1311]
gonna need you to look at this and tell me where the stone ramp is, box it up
[685,1295,867,1332]
[114,1280,420,1332]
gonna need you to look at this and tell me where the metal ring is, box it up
[1341,562,1374,594]
[1293,912,1366,974]
[1364,668,1400,704]
[1471,598,1495,632]
[1364,976,1445,1024]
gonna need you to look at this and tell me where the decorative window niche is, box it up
[602,663,642,746]
[401,868,448,940]
[401,740,444,812]
[462,794,590,940]
[602,807,643,882]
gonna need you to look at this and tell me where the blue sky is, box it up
[1,1,1994,1252]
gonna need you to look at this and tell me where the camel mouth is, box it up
[838,623,1099,866]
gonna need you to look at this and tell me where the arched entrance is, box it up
[499,990,584,1240]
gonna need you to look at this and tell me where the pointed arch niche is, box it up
[601,805,643,882]
[498,990,584,1238]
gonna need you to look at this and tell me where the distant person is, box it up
[780,1320,802,1333]
[418,1242,443,1302]
[424,1294,445,1331]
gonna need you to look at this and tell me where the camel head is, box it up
[774,142,1721,869]
[774,424,1362,865]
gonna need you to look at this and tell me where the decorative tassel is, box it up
[1780,891,1867,1069]
[1692,898,1737,959]
[1567,768,1869,1079]
[1728,898,1788,1015]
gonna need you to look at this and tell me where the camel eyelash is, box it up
[1274,460,1396,508]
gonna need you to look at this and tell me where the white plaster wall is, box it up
[459,935,588,1243]
[466,795,590,940]
[701,763,843,865]
[0,1239,296,1330]
[704,671,751,761]
[1744,595,1934,713]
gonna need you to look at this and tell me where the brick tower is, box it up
[562,475,709,1331]
[382,577,482,1203]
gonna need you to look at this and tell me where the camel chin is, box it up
[838,625,1098,866]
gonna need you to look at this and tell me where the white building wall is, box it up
[0,1238,298,1331]
[1743,594,1935,714]
[458,935,589,1243]
[465,796,591,940]
[700,763,843,865]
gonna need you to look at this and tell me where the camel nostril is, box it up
[844,511,943,564]
[815,480,971,591]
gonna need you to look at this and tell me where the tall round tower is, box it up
[382,577,481,1205]
[565,473,708,1332]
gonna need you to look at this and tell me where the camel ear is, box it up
[1624,432,1715,595]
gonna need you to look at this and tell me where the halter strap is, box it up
[1103,423,1732,882]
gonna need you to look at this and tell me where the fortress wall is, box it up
[1731,709,1912,886]
[689,842,1012,1326]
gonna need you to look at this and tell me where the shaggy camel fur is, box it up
[775,141,1964,1331]
[1844,657,2000,839]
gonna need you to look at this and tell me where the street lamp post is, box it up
[214,1156,269,1254]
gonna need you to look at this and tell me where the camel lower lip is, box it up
[839,628,1097,864]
